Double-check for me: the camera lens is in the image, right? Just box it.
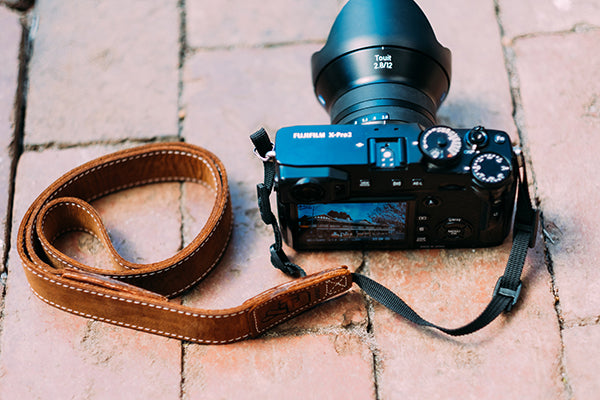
[291,178,325,203]
[311,0,451,127]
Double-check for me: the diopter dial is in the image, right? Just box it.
[419,126,463,165]
[471,153,512,187]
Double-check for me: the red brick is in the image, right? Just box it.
[24,0,179,145]
[513,31,600,322]
[182,333,375,399]
[499,0,600,38]
[563,324,600,399]
[0,146,182,398]
[186,0,341,48]
[419,0,517,131]
[368,241,564,399]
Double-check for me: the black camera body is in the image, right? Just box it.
[263,0,521,251]
[274,124,517,250]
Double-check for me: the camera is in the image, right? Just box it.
[271,0,518,250]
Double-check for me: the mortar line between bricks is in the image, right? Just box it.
[358,252,383,400]
[493,1,573,398]
[177,0,187,140]
[541,230,574,398]
[21,136,182,152]
[1,9,32,271]
[185,39,327,55]
[510,24,600,44]
[177,1,188,398]
[0,6,33,361]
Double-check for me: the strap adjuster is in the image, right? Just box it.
[493,278,522,312]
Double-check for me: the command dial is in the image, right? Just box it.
[419,126,463,165]
[471,153,512,187]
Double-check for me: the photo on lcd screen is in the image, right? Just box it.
[297,202,407,244]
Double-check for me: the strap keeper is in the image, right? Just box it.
[256,183,276,225]
[493,278,522,312]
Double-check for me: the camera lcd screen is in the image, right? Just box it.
[296,202,408,246]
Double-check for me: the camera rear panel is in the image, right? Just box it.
[274,124,517,250]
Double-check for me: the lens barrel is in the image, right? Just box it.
[311,0,451,127]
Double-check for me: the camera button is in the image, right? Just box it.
[494,134,507,144]
[411,178,424,187]
[417,225,428,234]
[417,215,430,223]
[416,236,428,244]
[438,218,473,240]
[359,179,371,188]
[391,178,403,187]
[423,196,441,207]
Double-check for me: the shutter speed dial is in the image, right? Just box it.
[419,126,463,165]
[471,153,512,187]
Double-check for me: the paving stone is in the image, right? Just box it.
[186,0,341,48]
[513,30,600,322]
[563,324,600,399]
[0,7,21,272]
[24,0,179,145]
[368,241,564,400]
[499,0,600,39]
[182,333,375,399]
[419,0,517,132]
[0,146,182,398]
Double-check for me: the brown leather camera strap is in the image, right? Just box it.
[17,142,353,344]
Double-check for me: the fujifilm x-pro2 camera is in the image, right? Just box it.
[266,0,518,250]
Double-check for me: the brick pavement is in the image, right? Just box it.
[0,0,599,399]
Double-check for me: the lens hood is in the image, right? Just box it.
[312,0,452,126]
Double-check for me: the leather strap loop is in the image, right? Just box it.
[18,143,353,343]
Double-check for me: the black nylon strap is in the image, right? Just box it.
[352,230,529,336]
[251,129,306,278]
[251,128,538,336]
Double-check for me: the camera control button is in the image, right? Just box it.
[437,218,473,240]
[391,178,403,187]
[494,134,507,145]
[423,196,441,207]
[359,179,371,188]
[417,225,428,234]
[417,215,429,222]
[466,126,489,148]
[411,178,424,187]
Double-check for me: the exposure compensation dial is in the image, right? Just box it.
[471,153,512,187]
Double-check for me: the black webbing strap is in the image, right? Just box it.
[251,128,307,277]
[251,128,538,336]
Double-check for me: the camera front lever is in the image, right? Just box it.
[251,128,539,336]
